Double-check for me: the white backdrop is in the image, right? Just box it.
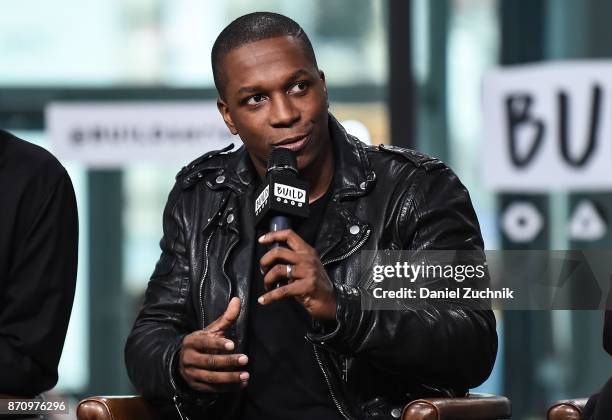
[46,101,235,167]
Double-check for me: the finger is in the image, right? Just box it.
[187,368,249,386]
[258,229,310,252]
[259,247,300,274]
[204,297,241,333]
[263,263,304,290]
[188,380,243,393]
[258,281,307,305]
[185,332,236,352]
[184,370,249,393]
[183,353,248,370]
[191,381,249,393]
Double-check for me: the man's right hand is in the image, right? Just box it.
[178,297,249,392]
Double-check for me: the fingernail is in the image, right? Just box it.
[238,355,248,364]
[240,372,250,380]
[258,296,264,304]
[260,267,265,275]
[225,341,235,351]
[258,234,265,243]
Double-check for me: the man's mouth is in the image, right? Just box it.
[274,133,311,153]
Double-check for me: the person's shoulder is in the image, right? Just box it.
[173,143,237,190]
[0,130,67,183]
[360,141,466,198]
[365,142,447,173]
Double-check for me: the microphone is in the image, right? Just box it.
[254,147,309,249]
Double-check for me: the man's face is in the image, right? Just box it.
[216,36,329,176]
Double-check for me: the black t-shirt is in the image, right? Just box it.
[241,186,343,420]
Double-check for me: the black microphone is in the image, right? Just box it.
[254,148,309,249]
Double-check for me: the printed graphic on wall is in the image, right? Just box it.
[482,61,612,191]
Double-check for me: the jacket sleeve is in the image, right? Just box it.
[0,170,78,396]
[310,164,497,391]
[125,183,197,401]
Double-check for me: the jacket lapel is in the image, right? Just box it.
[315,115,375,266]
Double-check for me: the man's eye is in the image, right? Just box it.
[246,94,267,105]
[288,82,309,94]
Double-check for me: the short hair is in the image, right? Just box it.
[211,12,318,98]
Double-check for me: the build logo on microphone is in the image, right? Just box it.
[253,176,310,224]
[274,183,306,207]
[255,185,270,216]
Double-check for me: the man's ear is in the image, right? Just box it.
[319,70,329,107]
[217,98,238,135]
[319,70,327,91]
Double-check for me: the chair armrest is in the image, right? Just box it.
[547,398,589,420]
[402,392,511,420]
[77,396,156,420]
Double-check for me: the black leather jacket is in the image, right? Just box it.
[125,115,497,420]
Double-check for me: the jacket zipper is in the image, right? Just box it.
[199,194,229,326]
[321,228,371,266]
[222,235,239,299]
[168,342,179,391]
[199,231,215,327]
[313,344,351,420]
[202,218,239,328]
[172,395,188,420]
[169,349,190,420]
[314,227,371,420]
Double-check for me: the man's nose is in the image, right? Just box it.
[269,95,300,127]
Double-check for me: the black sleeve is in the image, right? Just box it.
[0,170,78,395]
[125,184,199,402]
[309,165,498,391]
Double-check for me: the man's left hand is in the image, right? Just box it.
[258,229,336,321]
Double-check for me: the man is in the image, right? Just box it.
[0,130,78,397]
[125,12,497,420]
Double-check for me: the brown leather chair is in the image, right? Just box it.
[402,393,511,419]
[77,392,511,420]
[77,396,156,420]
[547,399,588,420]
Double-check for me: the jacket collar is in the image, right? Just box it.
[327,113,376,200]
[218,113,376,198]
